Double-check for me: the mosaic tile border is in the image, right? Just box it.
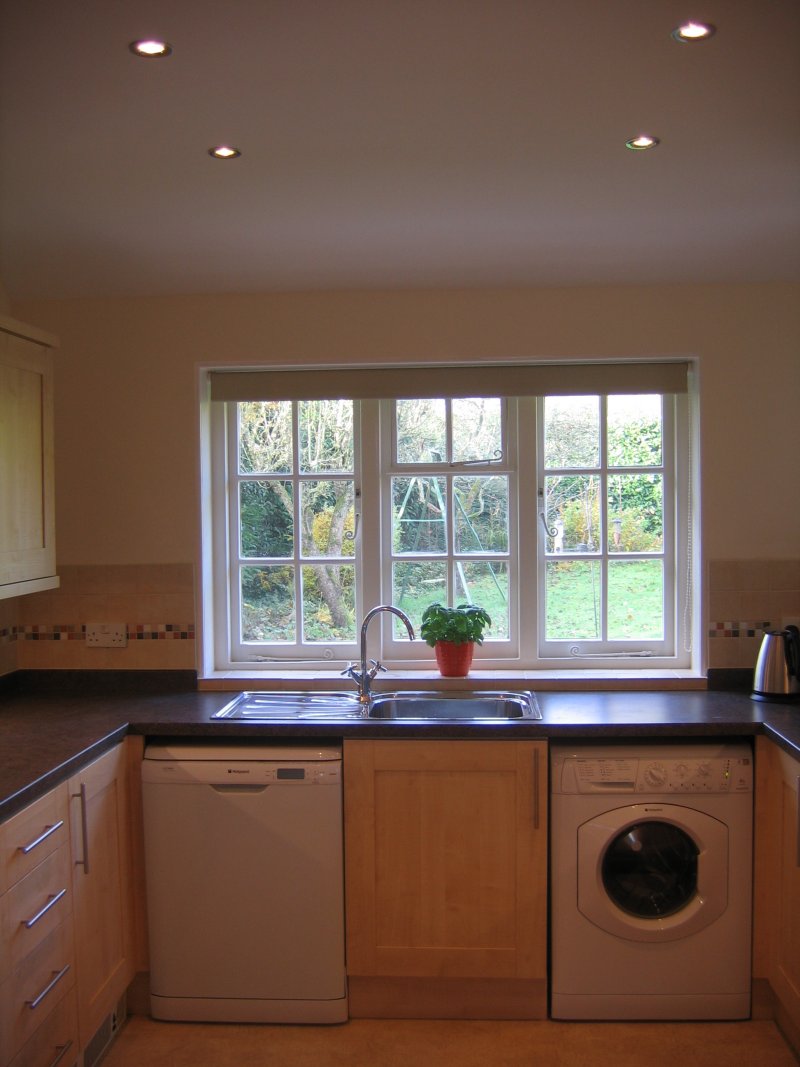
[708,621,771,639]
[12,624,195,642]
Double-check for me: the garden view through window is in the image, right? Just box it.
[221,389,685,669]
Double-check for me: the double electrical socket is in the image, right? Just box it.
[85,622,127,648]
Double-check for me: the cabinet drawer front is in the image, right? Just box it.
[8,988,77,1067]
[2,847,72,977]
[1,921,75,1061]
[1,787,69,894]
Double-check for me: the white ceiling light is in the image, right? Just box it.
[129,39,172,58]
[672,22,716,42]
[208,145,242,159]
[625,135,660,151]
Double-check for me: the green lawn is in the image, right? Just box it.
[546,559,663,640]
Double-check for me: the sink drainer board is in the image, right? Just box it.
[212,692,364,719]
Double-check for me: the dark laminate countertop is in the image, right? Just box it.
[1,672,798,823]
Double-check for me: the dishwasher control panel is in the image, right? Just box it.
[143,743,342,786]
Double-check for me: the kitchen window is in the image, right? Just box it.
[202,362,695,673]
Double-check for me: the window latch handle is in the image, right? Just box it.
[539,512,556,539]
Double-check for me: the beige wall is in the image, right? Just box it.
[4,281,798,675]
[13,282,799,568]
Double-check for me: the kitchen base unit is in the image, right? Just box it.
[141,743,347,1024]
[344,739,547,1019]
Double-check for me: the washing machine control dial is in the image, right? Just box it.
[642,762,668,789]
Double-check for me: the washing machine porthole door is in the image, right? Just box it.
[602,822,698,918]
[577,803,729,942]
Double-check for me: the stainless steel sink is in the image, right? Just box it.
[211,689,542,722]
[211,691,365,720]
[367,690,541,720]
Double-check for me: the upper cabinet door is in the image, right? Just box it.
[0,315,59,598]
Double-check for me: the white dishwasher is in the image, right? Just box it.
[141,742,347,1024]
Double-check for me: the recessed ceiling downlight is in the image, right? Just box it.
[129,39,172,58]
[625,135,660,151]
[672,21,716,42]
[208,145,241,159]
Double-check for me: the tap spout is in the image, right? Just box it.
[345,605,415,705]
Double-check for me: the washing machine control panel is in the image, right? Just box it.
[564,754,752,793]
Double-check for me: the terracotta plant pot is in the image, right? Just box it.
[434,641,474,677]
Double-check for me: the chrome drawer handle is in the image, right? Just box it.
[48,1039,74,1067]
[18,820,64,855]
[23,888,67,929]
[27,963,71,1010]
[533,747,540,830]
[72,784,90,875]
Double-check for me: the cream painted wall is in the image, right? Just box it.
[12,282,800,567]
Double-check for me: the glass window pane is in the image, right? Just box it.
[241,565,294,642]
[392,476,447,554]
[454,475,508,554]
[238,401,292,474]
[396,399,446,464]
[300,480,355,558]
[454,562,509,639]
[452,398,502,462]
[545,560,601,640]
[545,474,601,553]
[301,565,356,642]
[608,560,664,639]
[544,396,599,468]
[240,480,293,558]
[298,400,353,473]
[607,395,662,467]
[392,561,447,633]
[607,474,663,553]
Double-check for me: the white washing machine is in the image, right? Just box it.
[550,741,753,1020]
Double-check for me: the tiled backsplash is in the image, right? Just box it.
[707,559,800,670]
[3,558,798,676]
[5,564,196,671]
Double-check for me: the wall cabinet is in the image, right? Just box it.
[754,736,800,1051]
[0,315,59,600]
[343,739,547,1019]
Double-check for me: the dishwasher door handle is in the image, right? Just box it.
[211,784,269,794]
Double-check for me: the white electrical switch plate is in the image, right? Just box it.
[85,622,128,648]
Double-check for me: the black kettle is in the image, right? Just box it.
[752,624,800,701]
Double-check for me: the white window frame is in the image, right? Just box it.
[219,399,363,668]
[535,394,683,665]
[380,398,519,663]
[203,380,694,674]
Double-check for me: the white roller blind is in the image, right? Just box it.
[208,360,689,401]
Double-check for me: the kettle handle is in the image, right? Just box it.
[786,624,800,678]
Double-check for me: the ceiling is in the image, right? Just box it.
[1,0,798,301]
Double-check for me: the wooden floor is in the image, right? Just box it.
[104,1015,799,1066]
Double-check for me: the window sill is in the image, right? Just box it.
[198,668,706,693]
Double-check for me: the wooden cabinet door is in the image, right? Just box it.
[0,317,58,598]
[69,744,133,1047]
[344,740,546,983]
[754,737,800,1047]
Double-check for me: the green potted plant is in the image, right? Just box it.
[420,602,492,677]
